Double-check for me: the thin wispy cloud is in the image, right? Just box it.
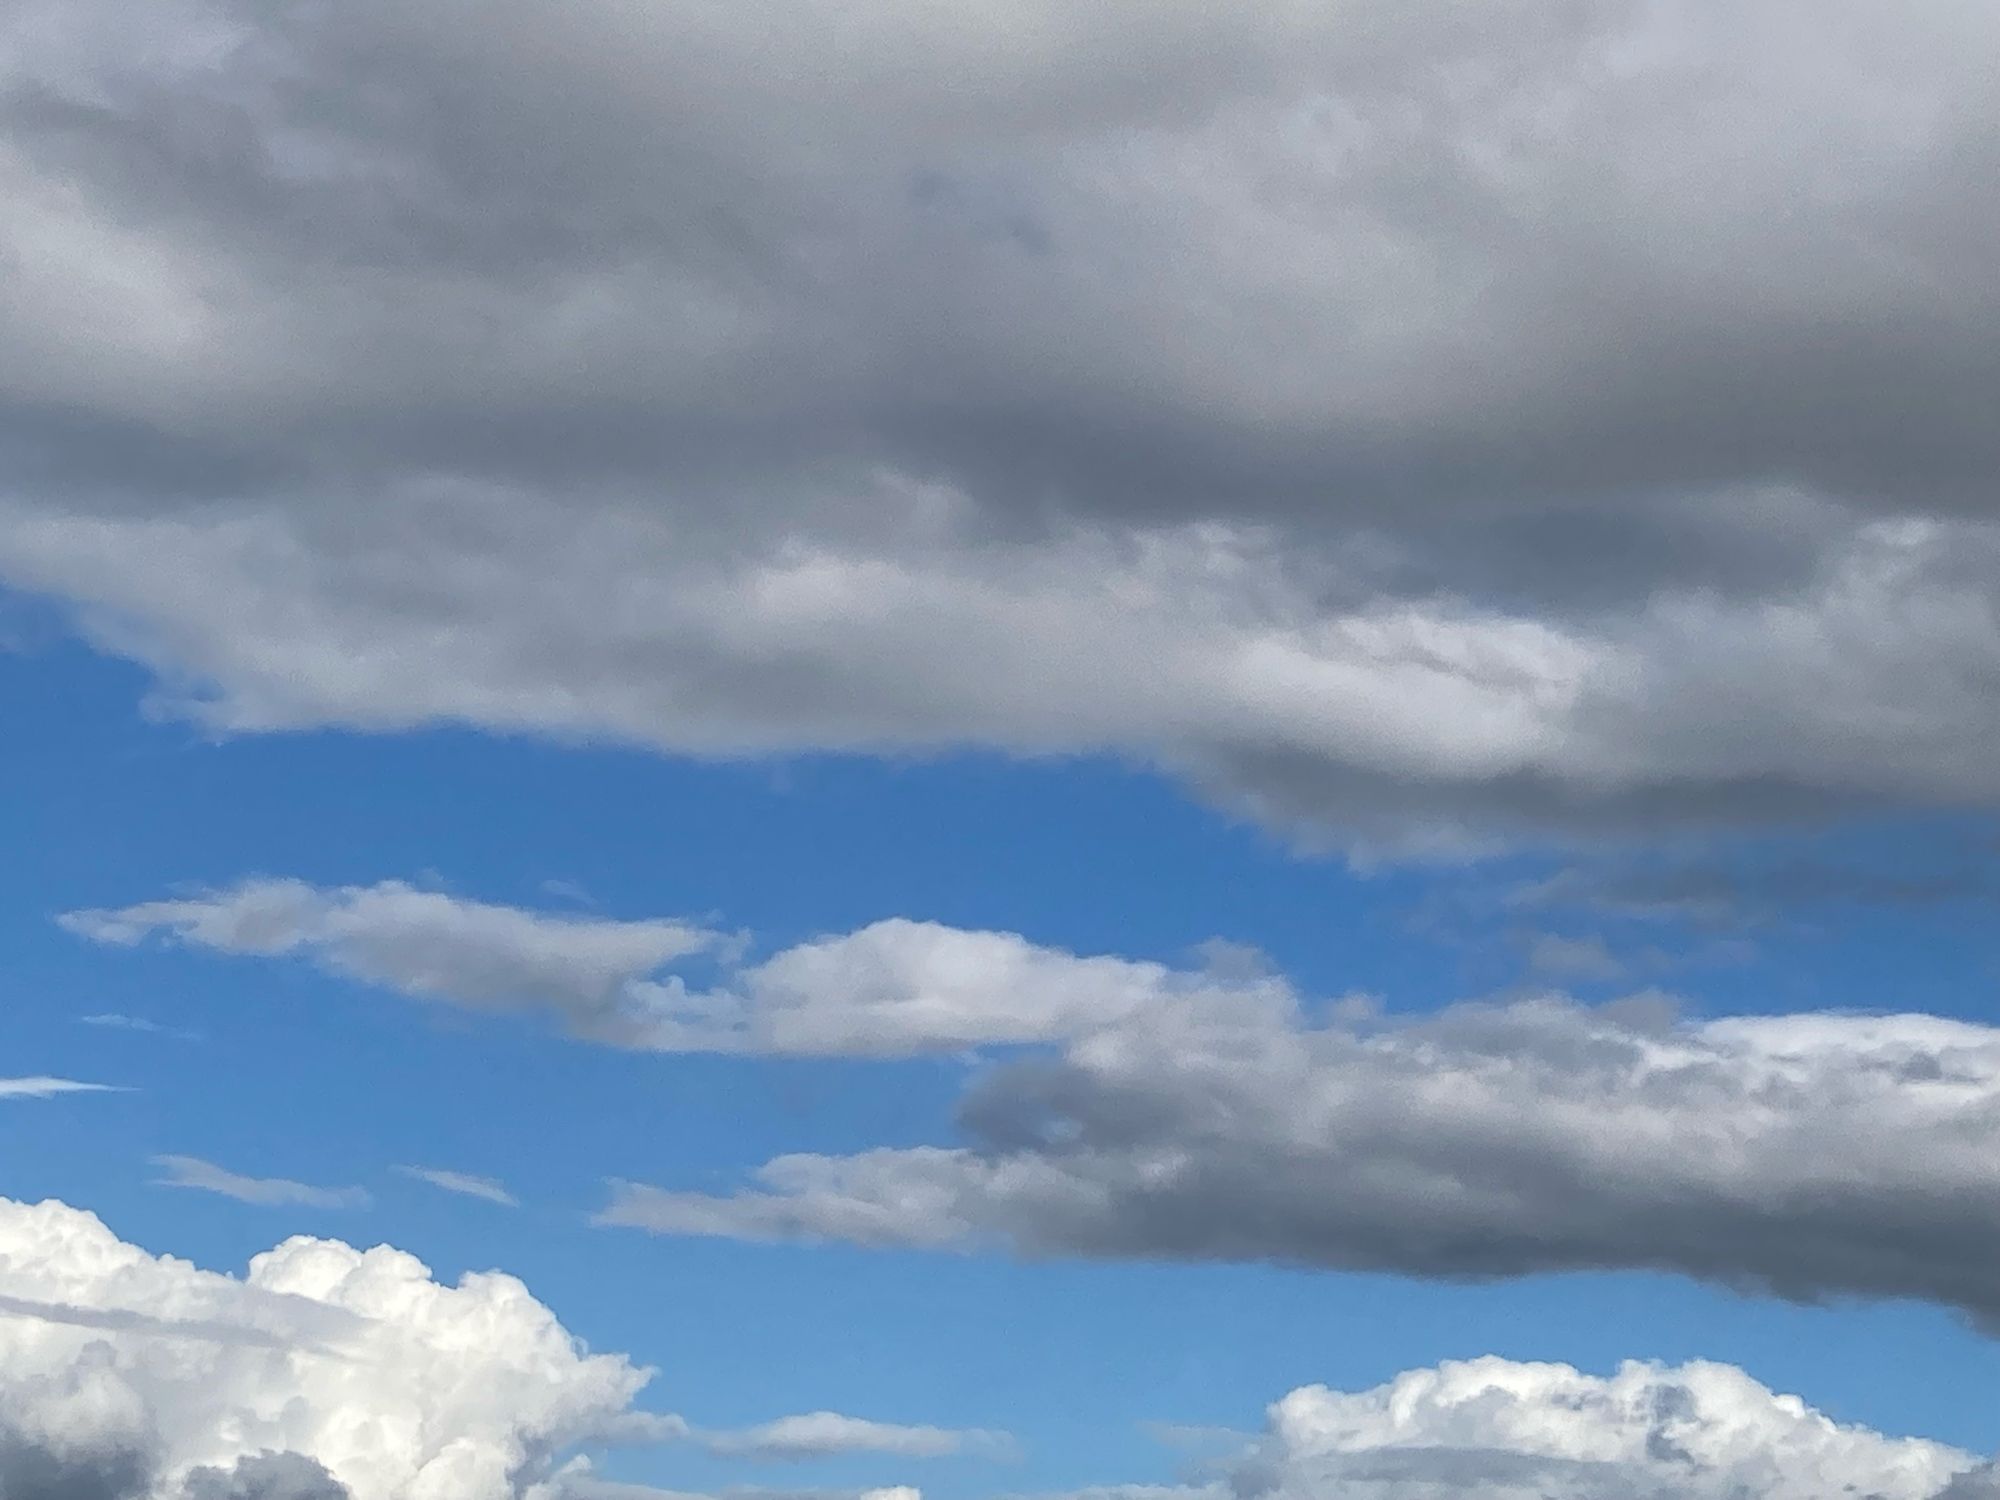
[698,1413,1013,1463]
[395,1165,519,1208]
[0,1076,124,1099]
[78,1012,199,1040]
[151,1156,369,1210]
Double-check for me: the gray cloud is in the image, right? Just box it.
[6,2,2000,840]
[0,1291,353,1356]
[1517,858,2000,931]
[177,1453,349,1500]
[597,969,2000,1326]
[1520,933,1626,984]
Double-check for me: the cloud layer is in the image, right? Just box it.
[7,1,2000,840]
[68,877,2000,1323]
[573,934,2000,1327]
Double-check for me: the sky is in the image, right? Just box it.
[5,3,2000,1498]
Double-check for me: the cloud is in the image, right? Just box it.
[0,1077,122,1099]
[1517,859,2000,932]
[394,1167,519,1209]
[1103,1357,1985,1500]
[78,1014,200,1040]
[561,1478,922,1500]
[0,1201,1986,1500]
[178,1453,350,1500]
[62,879,724,1044]
[66,882,1286,1057]
[0,1193,654,1500]
[0,1195,997,1500]
[584,917,2000,1326]
[1521,933,1626,984]
[696,1414,1007,1463]
[151,1157,369,1211]
[74,879,2000,1326]
[0,1290,352,1355]
[5,2,2000,841]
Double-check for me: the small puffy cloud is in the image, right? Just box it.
[0,1194,654,1500]
[0,1077,122,1099]
[394,1167,519,1209]
[151,1157,369,1211]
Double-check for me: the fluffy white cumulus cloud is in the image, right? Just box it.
[5,0,2000,842]
[0,1196,995,1499]
[0,1194,651,1500]
[1173,1356,1987,1500]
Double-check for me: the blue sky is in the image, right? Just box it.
[8,624,2000,1498]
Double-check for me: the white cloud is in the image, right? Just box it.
[0,1196,987,1498]
[0,1206,1987,1500]
[152,1156,369,1211]
[0,1076,122,1099]
[63,879,725,1046]
[1111,1357,1984,1500]
[0,1194,649,1500]
[394,1167,519,1209]
[65,884,1285,1057]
